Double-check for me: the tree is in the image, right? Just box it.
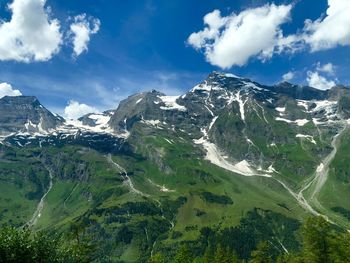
[173,245,193,263]
[148,252,166,263]
[327,231,350,263]
[276,216,350,263]
[302,216,331,263]
[201,246,214,263]
[0,226,92,263]
[249,241,273,263]
[213,245,239,263]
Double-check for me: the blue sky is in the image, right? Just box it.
[0,0,349,117]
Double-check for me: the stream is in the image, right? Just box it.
[25,168,53,228]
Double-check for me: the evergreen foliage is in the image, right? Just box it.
[157,216,350,263]
[0,226,91,263]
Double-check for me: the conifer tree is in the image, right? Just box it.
[148,252,166,263]
[249,241,273,263]
[173,244,193,263]
[302,217,331,263]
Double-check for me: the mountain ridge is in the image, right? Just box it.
[1,71,350,261]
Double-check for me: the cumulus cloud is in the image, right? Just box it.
[0,83,22,98]
[187,4,292,68]
[188,1,350,67]
[316,62,335,75]
[303,0,350,51]
[70,14,100,57]
[0,0,101,62]
[278,0,350,54]
[282,71,295,82]
[0,0,62,62]
[64,100,98,120]
[307,71,336,90]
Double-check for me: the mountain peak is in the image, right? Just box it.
[0,95,63,136]
[0,95,40,105]
[209,71,244,80]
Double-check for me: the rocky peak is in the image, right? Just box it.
[0,95,41,109]
[0,96,64,136]
[107,90,169,133]
[273,82,328,101]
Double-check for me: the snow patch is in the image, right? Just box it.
[266,165,279,174]
[275,107,286,113]
[243,81,269,92]
[147,179,175,193]
[312,100,337,113]
[164,138,173,144]
[158,96,187,111]
[142,119,161,126]
[194,137,271,177]
[296,134,316,144]
[88,114,110,126]
[316,163,324,173]
[297,100,309,110]
[295,119,310,126]
[62,112,117,136]
[275,117,309,126]
[223,73,241,78]
[228,91,247,121]
[208,116,218,131]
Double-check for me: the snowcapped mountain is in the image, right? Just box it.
[1,72,349,156]
[90,72,349,177]
[2,72,350,203]
[2,72,350,261]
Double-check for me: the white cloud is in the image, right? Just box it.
[70,14,100,57]
[316,62,335,75]
[303,0,350,51]
[188,1,350,67]
[307,71,336,90]
[0,82,22,98]
[64,100,98,120]
[282,71,295,82]
[279,0,350,53]
[0,0,101,62]
[0,0,62,62]
[187,4,292,68]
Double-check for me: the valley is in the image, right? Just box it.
[0,72,350,261]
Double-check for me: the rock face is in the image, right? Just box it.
[0,96,64,136]
[108,90,168,133]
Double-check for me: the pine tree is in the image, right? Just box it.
[302,216,331,263]
[213,245,238,263]
[148,252,166,263]
[202,245,214,263]
[173,244,193,263]
[328,232,350,263]
[249,241,273,263]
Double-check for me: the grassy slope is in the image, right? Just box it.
[316,129,350,228]
[0,119,346,261]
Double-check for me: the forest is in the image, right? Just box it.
[1,216,349,263]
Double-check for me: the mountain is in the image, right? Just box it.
[0,72,350,262]
[0,96,64,137]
